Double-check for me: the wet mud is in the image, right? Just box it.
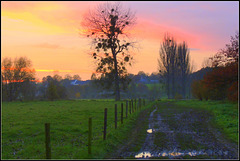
[113,102,238,159]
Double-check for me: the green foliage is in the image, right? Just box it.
[2,99,154,159]
[47,82,59,101]
[43,75,68,100]
[174,93,183,100]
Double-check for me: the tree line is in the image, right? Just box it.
[1,59,162,101]
[2,57,36,101]
[2,2,237,102]
[191,32,238,102]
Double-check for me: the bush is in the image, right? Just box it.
[191,80,209,101]
[174,93,183,100]
[227,81,238,102]
[203,63,238,100]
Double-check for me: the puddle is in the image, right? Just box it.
[147,129,153,134]
[135,151,152,158]
[134,150,228,158]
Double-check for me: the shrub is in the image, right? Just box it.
[191,80,209,101]
[174,93,183,100]
[227,81,238,102]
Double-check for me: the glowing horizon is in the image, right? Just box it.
[1,1,239,80]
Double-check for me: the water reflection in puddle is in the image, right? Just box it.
[147,129,153,133]
[135,150,215,158]
[135,152,152,158]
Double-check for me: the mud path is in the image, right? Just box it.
[112,102,238,159]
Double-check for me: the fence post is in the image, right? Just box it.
[103,108,107,140]
[45,123,51,159]
[115,104,117,129]
[126,100,128,118]
[121,103,123,124]
[88,117,92,155]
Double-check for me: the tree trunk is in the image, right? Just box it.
[182,73,186,99]
[172,69,175,98]
[167,71,170,99]
[113,52,120,101]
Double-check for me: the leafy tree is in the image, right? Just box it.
[92,71,131,94]
[47,81,59,101]
[209,31,239,67]
[200,32,239,101]
[73,74,81,81]
[149,83,161,100]
[19,80,36,101]
[202,63,238,100]
[53,74,62,82]
[1,57,35,101]
[191,80,209,101]
[42,75,68,100]
[75,92,81,98]
[128,81,137,98]
[64,74,73,80]
[81,2,136,101]
[136,83,149,97]
[227,81,238,102]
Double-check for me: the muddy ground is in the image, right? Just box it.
[107,101,238,159]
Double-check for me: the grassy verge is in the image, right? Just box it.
[2,99,154,159]
[102,101,156,159]
[173,100,238,144]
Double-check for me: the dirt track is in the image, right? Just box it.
[109,101,238,159]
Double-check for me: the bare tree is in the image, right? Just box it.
[81,2,136,101]
[176,41,191,98]
[158,33,177,98]
[159,34,193,99]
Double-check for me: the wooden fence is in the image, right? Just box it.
[44,98,150,159]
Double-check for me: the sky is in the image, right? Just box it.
[1,1,239,81]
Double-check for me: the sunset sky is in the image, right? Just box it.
[1,1,239,81]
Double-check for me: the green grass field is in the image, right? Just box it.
[2,99,154,159]
[2,99,238,159]
[173,99,239,144]
[145,83,163,90]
